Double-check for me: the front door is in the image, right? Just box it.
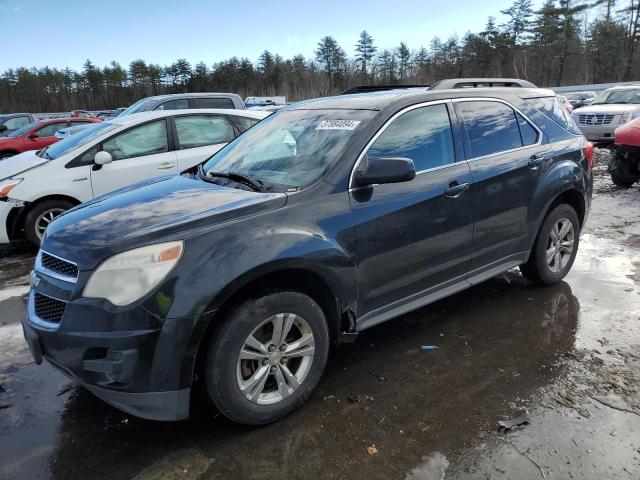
[350,102,474,318]
[453,99,550,273]
[90,119,177,197]
[29,121,69,150]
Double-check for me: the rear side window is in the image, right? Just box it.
[174,115,235,149]
[457,101,522,158]
[525,97,581,135]
[517,113,539,146]
[230,115,260,133]
[4,116,30,130]
[367,103,455,172]
[190,97,234,109]
[155,99,189,111]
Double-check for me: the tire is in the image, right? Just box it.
[24,199,75,246]
[608,151,640,188]
[520,204,580,286]
[205,290,330,425]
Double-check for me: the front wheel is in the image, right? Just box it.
[24,199,75,246]
[608,150,640,188]
[520,204,580,285]
[205,291,329,425]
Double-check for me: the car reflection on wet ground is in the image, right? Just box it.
[1,150,639,480]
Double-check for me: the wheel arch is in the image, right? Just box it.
[185,261,351,389]
[7,194,82,241]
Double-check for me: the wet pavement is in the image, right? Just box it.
[1,150,640,479]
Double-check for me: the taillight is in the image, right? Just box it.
[583,142,594,169]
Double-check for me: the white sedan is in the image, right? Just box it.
[0,108,268,245]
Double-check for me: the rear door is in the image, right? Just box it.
[350,101,474,317]
[172,114,237,170]
[90,118,177,197]
[453,99,550,274]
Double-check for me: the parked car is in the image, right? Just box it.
[54,123,94,139]
[565,91,596,109]
[119,93,245,117]
[21,80,592,425]
[608,116,640,187]
[571,85,640,142]
[0,109,267,245]
[0,118,101,159]
[0,113,36,137]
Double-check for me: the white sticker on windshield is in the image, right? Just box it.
[316,120,361,130]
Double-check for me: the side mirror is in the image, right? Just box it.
[27,132,39,140]
[94,151,113,165]
[354,156,416,187]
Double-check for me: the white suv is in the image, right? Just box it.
[571,85,640,142]
[0,109,268,245]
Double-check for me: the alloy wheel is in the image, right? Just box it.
[34,208,65,241]
[546,218,575,273]
[236,313,315,405]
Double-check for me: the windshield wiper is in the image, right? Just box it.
[198,165,265,192]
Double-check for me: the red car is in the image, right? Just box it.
[0,117,101,159]
[610,118,640,187]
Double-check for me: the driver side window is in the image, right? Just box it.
[102,120,169,160]
[37,122,67,137]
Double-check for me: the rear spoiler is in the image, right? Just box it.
[430,78,537,90]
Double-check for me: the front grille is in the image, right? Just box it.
[577,113,615,126]
[34,292,66,324]
[40,251,78,279]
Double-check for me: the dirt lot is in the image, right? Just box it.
[1,149,639,480]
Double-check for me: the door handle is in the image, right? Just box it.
[157,162,175,170]
[444,181,470,198]
[528,154,545,169]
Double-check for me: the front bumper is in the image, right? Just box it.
[576,123,618,142]
[0,201,12,243]
[22,267,212,421]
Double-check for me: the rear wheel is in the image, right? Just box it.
[608,150,640,188]
[205,290,329,425]
[24,200,75,246]
[520,204,580,285]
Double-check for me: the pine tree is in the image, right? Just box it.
[355,30,377,75]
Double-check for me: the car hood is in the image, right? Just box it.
[43,174,288,269]
[0,150,47,181]
[573,104,640,114]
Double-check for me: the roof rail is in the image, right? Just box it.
[430,78,537,90]
[340,85,430,95]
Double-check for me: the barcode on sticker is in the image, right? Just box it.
[316,120,361,130]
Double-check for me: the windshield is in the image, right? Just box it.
[8,121,39,137]
[203,109,375,192]
[42,122,120,160]
[592,89,640,105]
[119,98,156,116]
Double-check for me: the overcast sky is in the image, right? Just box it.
[0,0,542,71]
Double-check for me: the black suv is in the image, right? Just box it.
[23,79,593,425]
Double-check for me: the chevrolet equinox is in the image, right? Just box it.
[23,79,593,425]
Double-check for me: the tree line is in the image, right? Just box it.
[1,0,639,113]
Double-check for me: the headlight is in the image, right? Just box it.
[619,112,633,124]
[83,241,184,306]
[0,178,23,198]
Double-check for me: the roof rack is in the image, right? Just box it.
[430,78,537,90]
[340,85,430,95]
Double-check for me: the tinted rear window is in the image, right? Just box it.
[525,97,581,135]
[190,97,234,109]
